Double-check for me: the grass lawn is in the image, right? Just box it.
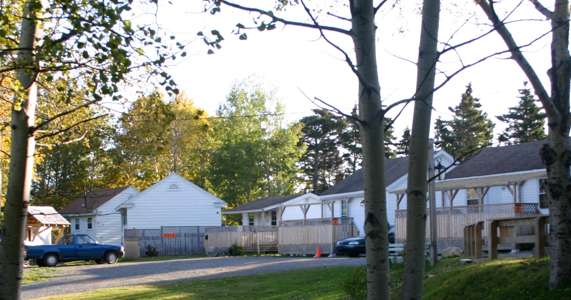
[29,255,571,300]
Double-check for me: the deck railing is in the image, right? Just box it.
[395,203,540,251]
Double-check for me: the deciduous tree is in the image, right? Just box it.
[208,79,303,211]
[0,0,178,297]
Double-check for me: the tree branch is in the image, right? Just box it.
[219,0,351,35]
[33,99,102,132]
[529,0,553,19]
[477,0,557,119]
[35,114,106,141]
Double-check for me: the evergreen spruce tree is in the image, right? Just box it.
[396,127,411,156]
[435,83,495,161]
[298,109,346,194]
[497,87,547,145]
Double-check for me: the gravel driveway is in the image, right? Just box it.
[21,256,366,299]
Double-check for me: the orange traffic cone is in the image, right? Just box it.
[315,247,321,258]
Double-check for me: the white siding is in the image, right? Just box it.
[96,186,139,245]
[349,197,365,235]
[25,227,52,245]
[69,217,97,237]
[125,174,225,229]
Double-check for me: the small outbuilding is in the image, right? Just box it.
[26,206,70,245]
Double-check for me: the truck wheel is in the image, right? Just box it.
[44,254,59,267]
[105,251,118,264]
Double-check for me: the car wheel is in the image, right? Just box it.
[94,259,105,264]
[43,254,58,267]
[105,251,118,264]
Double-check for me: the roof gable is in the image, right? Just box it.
[59,186,133,215]
[124,173,227,206]
[223,193,320,213]
[445,140,548,179]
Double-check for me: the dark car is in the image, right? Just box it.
[335,226,396,257]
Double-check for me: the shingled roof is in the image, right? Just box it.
[223,195,303,213]
[321,156,410,196]
[59,187,131,215]
[445,140,547,179]
[28,206,70,226]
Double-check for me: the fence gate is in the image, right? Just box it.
[125,226,206,257]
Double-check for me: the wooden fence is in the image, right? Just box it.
[395,203,540,251]
[124,226,206,258]
[278,218,357,255]
[204,218,359,255]
[205,226,279,253]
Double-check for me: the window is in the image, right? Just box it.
[341,199,348,217]
[75,219,80,230]
[248,213,254,226]
[87,217,93,229]
[271,211,277,226]
[121,211,127,226]
[467,188,479,206]
[539,179,549,209]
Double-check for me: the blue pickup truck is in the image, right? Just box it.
[25,234,125,267]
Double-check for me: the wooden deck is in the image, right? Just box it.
[395,203,540,251]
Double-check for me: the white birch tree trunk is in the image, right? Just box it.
[350,1,390,299]
[400,0,441,298]
[0,1,42,298]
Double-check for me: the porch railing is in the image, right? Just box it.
[394,203,540,251]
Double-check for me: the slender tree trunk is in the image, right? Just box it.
[478,0,571,290]
[0,1,42,298]
[350,1,389,299]
[401,0,441,298]
[313,139,319,194]
[545,0,571,289]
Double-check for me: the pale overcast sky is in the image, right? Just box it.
[130,0,552,141]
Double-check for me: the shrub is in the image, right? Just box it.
[228,242,245,256]
[145,245,159,256]
[340,266,367,300]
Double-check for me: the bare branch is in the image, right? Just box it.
[35,114,106,141]
[33,99,102,132]
[477,0,556,119]
[529,0,553,19]
[36,131,88,145]
[219,0,351,35]
[374,0,389,14]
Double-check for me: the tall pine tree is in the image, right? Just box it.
[435,83,494,161]
[497,87,547,145]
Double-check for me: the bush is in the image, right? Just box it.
[145,245,159,256]
[228,242,245,256]
[340,266,367,300]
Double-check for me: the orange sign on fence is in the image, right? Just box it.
[514,203,522,213]
[162,232,177,238]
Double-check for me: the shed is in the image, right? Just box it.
[26,206,70,245]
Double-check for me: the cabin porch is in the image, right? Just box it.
[394,203,540,251]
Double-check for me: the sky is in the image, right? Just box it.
[131,0,553,141]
